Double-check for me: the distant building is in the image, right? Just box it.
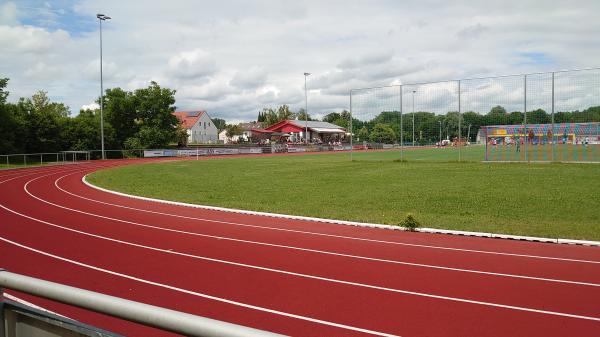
[264,120,346,142]
[173,111,218,144]
[218,122,266,144]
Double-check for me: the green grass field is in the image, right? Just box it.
[87,148,600,241]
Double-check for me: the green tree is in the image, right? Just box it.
[369,123,396,143]
[61,109,116,151]
[127,81,179,148]
[323,112,341,123]
[490,105,507,115]
[443,111,461,140]
[582,106,600,122]
[212,118,226,132]
[276,104,294,121]
[0,78,24,154]
[102,88,138,147]
[22,90,70,153]
[225,124,243,139]
[462,111,484,142]
[527,109,550,124]
[0,78,8,105]
[322,110,353,129]
[260,108,278,127]
[357,126,369,141]
[508,111,523,125]
[294,108,313,121]
[486,105,508,125]
[259,105,297,127]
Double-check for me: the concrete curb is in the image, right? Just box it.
[82,175,600,247]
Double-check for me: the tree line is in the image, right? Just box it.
[254,104,600,144]
[0,78,184,154]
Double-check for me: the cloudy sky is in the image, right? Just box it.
[1,0,600,122]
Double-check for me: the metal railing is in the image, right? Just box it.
[1,145,364,168]
[0,270,287,337]
[0,152,87,169]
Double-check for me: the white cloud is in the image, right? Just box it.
[83,59,119,81]
[0,1,18,26]
[0,25,70,54]
[1,0,599,123]
[168,49,217,80]
[81,102,99,111]
[230,67,268,89]
[23,61,62,80]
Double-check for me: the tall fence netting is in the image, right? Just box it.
[349,68,600,162]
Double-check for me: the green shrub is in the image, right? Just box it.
[400,214,420,231]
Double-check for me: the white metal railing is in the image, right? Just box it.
[0,270,287,337]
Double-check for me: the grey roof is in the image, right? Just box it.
[287,120,345,130]
[238,122,262,131]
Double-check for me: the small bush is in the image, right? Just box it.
[400,214,420,231]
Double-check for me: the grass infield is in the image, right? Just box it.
[87,147,600,241]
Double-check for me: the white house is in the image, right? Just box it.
[219,122,265,144]
[173,111,218,144]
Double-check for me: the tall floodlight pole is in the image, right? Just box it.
[97,13,111,160]
[412,90,416,146]
[304,72,311,144]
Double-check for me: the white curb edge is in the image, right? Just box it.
[82,175,600,247]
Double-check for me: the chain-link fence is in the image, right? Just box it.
[349,68,600,162]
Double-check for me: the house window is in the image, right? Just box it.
[204,122,206,129]
[208,122,211,127]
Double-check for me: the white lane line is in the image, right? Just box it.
[75,175,600,265]
[2,199,600,323]
[26,174,594,287]
[0,237,402,337]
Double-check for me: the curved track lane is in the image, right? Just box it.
[1,158,599,337]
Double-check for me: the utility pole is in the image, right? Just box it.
[304,72,311,144]
[97,13,111,160]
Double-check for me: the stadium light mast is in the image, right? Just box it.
[412,90,416,147]
[304,72,311,144]
[97,13,111,160]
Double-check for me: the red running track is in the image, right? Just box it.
[1,158,599,337]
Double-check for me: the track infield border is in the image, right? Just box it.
[82,175,600,247]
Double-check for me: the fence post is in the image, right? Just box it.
[40,154,43,166]
[24,154,26,166]
[349,90,353,161]
[399,85,403,161]
[524,74,528,162]
[551,72,555,162]
[5,155,8,168]
[484,127,489,161]
[458,80,461,162]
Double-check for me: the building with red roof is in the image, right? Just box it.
[173,111,218,143]
[264,120,346,143]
